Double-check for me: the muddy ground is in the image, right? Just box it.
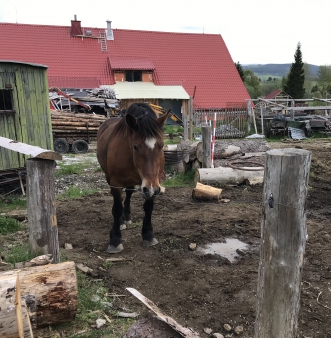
[4,139,331,337]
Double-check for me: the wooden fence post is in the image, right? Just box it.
[254,148,311,338]
[26,158,60,263]
[201,126,211,168]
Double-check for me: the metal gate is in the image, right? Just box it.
[193,107,249,140]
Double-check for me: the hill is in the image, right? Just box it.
[242,63,319,77]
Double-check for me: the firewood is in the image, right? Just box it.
[192,182,222,201]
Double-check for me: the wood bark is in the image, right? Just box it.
[177,140,200,163]
[254,148,311,338]
[0,275,33,338]
[192,182,222,201]
[195,166,264,185]
[26,159,60,263]
[201,126,211,168]
[196,139,270,162]
[0,262,78,329]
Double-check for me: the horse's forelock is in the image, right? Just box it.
[114,103,163,140]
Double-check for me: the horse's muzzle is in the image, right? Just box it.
[142,186,161,199]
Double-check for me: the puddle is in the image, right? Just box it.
[197,238,249,262]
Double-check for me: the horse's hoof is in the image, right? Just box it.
[143,238,159,247]
[106,243,124,253]
[120,224,127,230]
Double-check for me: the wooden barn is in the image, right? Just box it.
[0,60,53,171]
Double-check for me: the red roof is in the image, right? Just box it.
[264,89,289,100]
[0,22,250,109]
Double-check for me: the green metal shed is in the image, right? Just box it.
[0,60,53,170]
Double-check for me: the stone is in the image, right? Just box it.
[211,333,224,338]
[189,243,197,251]
[65,242,73,249]
[223,324,232,332]
[236,249,245,256]
[234,325,244,335]
[96,318,106,329]
[204,327,213,334]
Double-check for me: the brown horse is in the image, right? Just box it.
[97,103,168,253]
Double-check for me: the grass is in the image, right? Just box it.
[0,195,27,212]
[53,272,134,337]
[57,186,99,200]
[163,170,195,187]
[164,125,184,134]
[3,243,35,265]
[56,162,95,177]
[0,216,23,234]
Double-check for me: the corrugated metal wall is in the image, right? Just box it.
[0,62,53,170]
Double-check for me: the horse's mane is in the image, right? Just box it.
[112,103,164,140]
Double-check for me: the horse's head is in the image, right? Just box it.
[125,103,168,200]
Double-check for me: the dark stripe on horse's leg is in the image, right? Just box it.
[123,187,134,224]
[142,197,158,246]
[108,188,123,251]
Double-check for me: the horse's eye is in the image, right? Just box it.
[133,145,138,151]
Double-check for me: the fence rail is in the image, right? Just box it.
[193,107,249,140]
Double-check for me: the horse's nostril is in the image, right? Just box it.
[142,187,149,194]
[154,187,161,196]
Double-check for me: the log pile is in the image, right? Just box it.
[51,110,108,143]
[177,139,270,169]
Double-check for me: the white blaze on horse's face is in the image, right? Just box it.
[145,137,157,149]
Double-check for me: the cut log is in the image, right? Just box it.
[0,261,78,328]
[192,182,222,201]
[0,275,34,338]
[195,166,264,185]
[177,140,200,163]
[196,139,270,162]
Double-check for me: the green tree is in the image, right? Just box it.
[235,61,245,82]
[283,43,305,98]
[316,65,331,98]
[244,70,261,99]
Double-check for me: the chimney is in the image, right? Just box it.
[106,20,114,40]
[71,15,83,36]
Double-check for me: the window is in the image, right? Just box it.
[125,70,142,82]
[0,89,14,112]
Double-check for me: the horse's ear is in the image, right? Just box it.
[156,111,169,127]
[126,114,138,129]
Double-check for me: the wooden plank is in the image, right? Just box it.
[0,136,62,161]
[254,148,311,337]
[0,275,33,337]
[126,288,200,338]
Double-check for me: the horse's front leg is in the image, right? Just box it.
[107,188,124,253]
[142,197,158,247]
[120,186,134,230]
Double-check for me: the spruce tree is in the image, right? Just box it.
[283,43,305,98]
[235,62,245,82]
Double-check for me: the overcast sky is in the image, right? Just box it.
[0,0,330,66]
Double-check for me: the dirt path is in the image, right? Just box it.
[50,139,331,337]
